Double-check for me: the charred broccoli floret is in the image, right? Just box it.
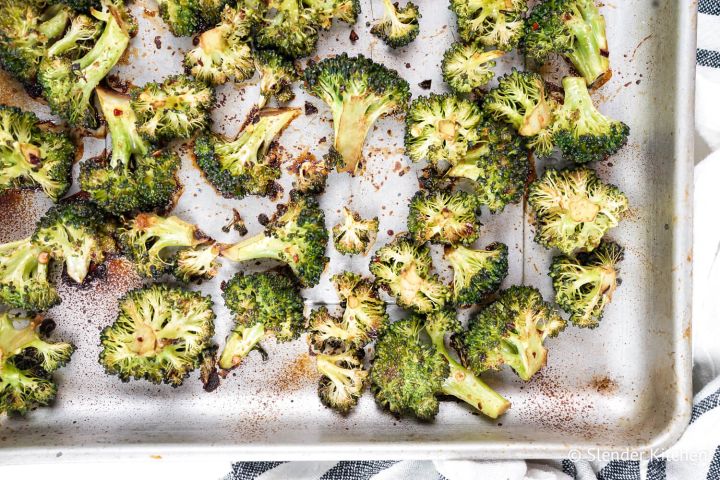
[445,242,508,305]
[194,108,300,199]
[46,13,101,59]
[404,93,482,166]
[333,271,388,339]
[99,285,215,386]
[255,49,299,108]
[553,77,629,164]
[0,237,58,311]
[524,0,610,87]
[550,240,623,328]
[371,315,510,420]
[130,75,215,142]
[308,306,363,353]
[304,53,411,176]
[528,167,628,254]
[197,0,235,29]
[460,286,565,380]
[220,193,329,287]
[218,271,304,370]
[288,151,331,193]
[55,0,102,13]
[0,105,74,201]
[370,0,420,48]
[441,42,504,94]
[0,313,74,415]
[317,348,367,413]
[302,0,360,28]
[332,207,379,256]
[407,190,480,246]
[156,0,203,36]
[449,0,528,51]
[255,0,320,58]
[369,234,450,313]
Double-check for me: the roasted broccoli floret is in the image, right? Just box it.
[156,0,202,36]
[288,151,331,193]
[371,315,510,420]
[528,167,628,255]
[317,348,367,413]
[218,271,304,370]
[304,53,411,176]
[553,77,629,164]
[46,13,101,59]
[255,49,299,108]
[369,234,450,313]
[173,242,222,283]
[255,0,320,58]
[407,190,480,246]
[308,306,363,353]
[441,42,504,94]
[483,69,558,156]
[550,240,623,328]
[220,193,329,287]
[333,271,388,339]
[445,242,508,305]
[194,107,300,199]
[0,105,74,201]
[0,313,74,415]
[460,286,565,380]
[404,93,483,166]
[449,0,527,51]
[131,75,215,142]
[524,0,610,87]
[55,0,102,13]
[197,0,235,28]
[99,285,215,386]
[370,0,420,48]
[79,87,180,215]
[302,0,360,28]
[332,207,379,256]
[0,237,58,311]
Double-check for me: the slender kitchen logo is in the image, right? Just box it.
[568,448,712,462]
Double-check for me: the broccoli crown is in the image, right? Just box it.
[524,0,610,87]
[308,306,364,353]
[317,348,367,413]
[553,77,629,164]
[0,105,74,202]
[449,0,527,51]
[369,234,450,313]
[304,53,411,176]
[255,0,320,58]
[528,167,628,255]
[131,75,215,142]
[288,151,331,193]
[445,242,508,305]
[156,0,204,36]
[194,107,300,199]
[46,13,102,60]
[407,189,481,246]
[218,271,304,370]
[55,0,102,13]
[99,285,215,386]
[370,0,421,48]
[332,271,388,340]
[255,49,299,108]
[197,0,235,29]
[302,0,360,28]
[332,207,379,256]
[0,237,59,311]
[483,69,557,156]
[220,192,329,287]
[441,43,504,94]
[404,92,483,166]
[550,240,623,328]
[0,313,75,415]
[32,199,108,284]
[462,285,566,380]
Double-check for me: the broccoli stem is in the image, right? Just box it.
[96,86,148,169]
[565,7,609,86]
[38,7,71,41]
[0,316,39,358]
[316,354,352,389]
[497,326,546,381]
[334,99,380,174]
[220,234,287,263]
[218,323,266,369]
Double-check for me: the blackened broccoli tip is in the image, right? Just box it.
[255,0,321,58]
[550,240,623,328]
[461,286,565,381]
[156,0,202,36]
[446,242,509,305]
[303,53,411,176]
[289,152,331,193]
[197,0,236,30]
[524,0,611,88]
[219,193,329,287]
[441,43,504,94]
[0,237,59,311]
[528,167,628,255]
[303,0,361,28]
[332,271,388,339]
[332,207,379,256]
[369,234,450,314]
[370,0,421,48]
[0,105,74,202]
[194,107,300,199]
[219,271,304,370]
[0,313,75,415]
[99,285,215,386]
[184,22,254,86]
[404,92,483,166]
[407,189,481,246]
[450,0,528,51]
[317,348,367,413]
[131,75,214,142]
[553,77,629,164]
[255,49,299,108]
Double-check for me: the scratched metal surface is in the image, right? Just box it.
[0,0,695,462]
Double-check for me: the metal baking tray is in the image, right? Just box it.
[0,0,695,463]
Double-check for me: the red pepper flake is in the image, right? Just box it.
[532,22,540,30]
[113,108,123,116]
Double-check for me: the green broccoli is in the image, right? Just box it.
[156,0,202,36]
[445,243,508,305]
[370,0,421,48]
[441,42,504,94]
[307,306,364,353]
[194,107,300,199]
[196,0,235,28]
[255,0,320,58]
[304,53,411,176]
[332,207,379,256]
[301,0,360,28]
[54,0,102,13]
[288,151,331,193]
[99,285,215,386]
[449,0,528,51]
[528,167,628,255]
[407,190,480,246]
[550,240,623,328]
[46,13,101,59]
[218,271,304,370]
[0,237,59,311]
[317,348,367,413]
[255,49,299,108]
[332,271,388,339]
